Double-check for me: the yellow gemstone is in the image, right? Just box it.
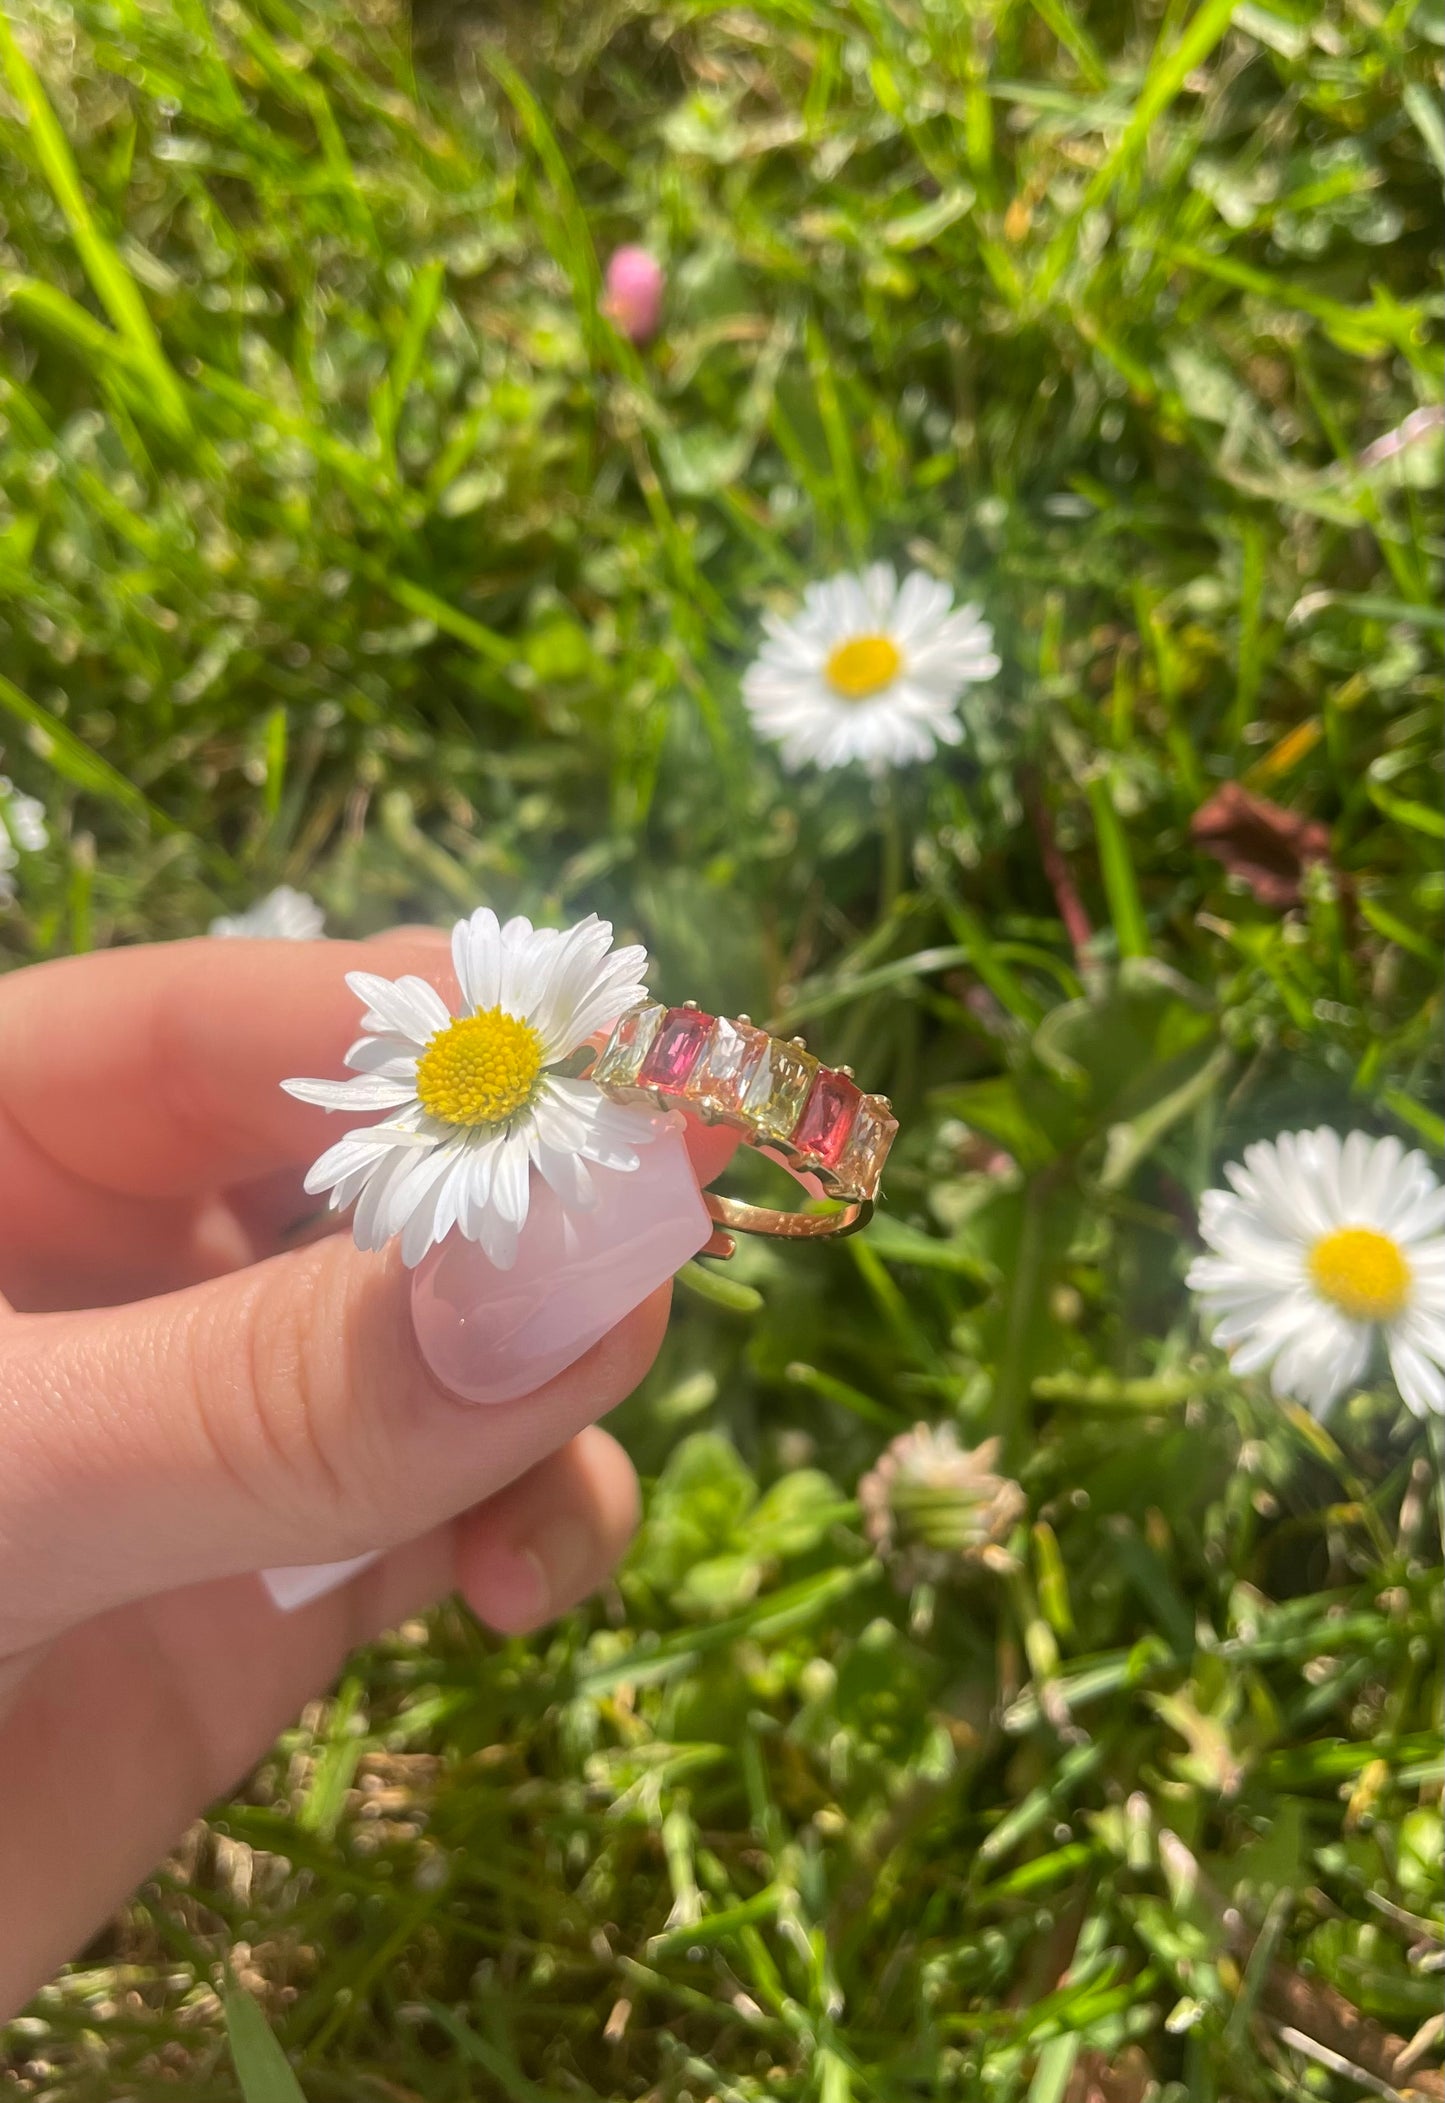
[825,632,902,700]
[742,1040,817,1142]
[1308,1226,1412,1323]
[593,1003,665,1089]
[414,1007,543,1127]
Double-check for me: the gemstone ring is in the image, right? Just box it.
[588,1001,897,1252]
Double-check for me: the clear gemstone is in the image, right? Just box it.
[692,1018,769,1118]
[836,1094,898,1198]
[741,1039,818,1142]
[793,1069,861,1169]
[593,1003,665,1088]
[639,1007,714,1091]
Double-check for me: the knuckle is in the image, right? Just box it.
[181,1269,315,1519]
[187,1245,402,1533]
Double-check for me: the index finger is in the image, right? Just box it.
[0,932,739,1204]
[0,932,456,1200]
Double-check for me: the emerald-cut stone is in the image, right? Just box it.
[592,1002,665,1088]
[691,1018,769,1118]
[639,1006,714,1090]
[793,1069,862,1169]
[741,1038,818,1142]
[836,1094,898,1198]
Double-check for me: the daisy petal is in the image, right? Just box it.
[536,1142,597,1209]
[491,1132,533,1228]
[344,971,451,1043]
[282,1073,418,1112]
[1388,1336,1445,1417]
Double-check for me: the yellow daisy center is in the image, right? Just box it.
[825,633,902,700]
[414,1008,544,1127]
[1308,1226,1412,1323]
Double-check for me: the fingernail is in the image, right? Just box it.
[483,1511,606,1630]
[525,1513,601,1608]
[260,1552,379,1611]
[410,1125,710,1406]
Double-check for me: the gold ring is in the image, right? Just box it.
[588,1002,897,1253]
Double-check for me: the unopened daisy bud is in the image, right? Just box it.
[858,1424,1025,1590]
[602,245,665,345]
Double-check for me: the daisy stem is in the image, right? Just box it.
[877,787,907,915]
[1430,1415,1445,1564]
[994,1173,1050,1465]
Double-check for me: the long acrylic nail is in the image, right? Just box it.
[410,1125,710,1406]
[260,1553,379,1611]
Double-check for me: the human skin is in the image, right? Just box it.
[0,929,734,2016]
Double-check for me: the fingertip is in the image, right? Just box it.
[569,1421,643,1549]
[682,1115,739,1189]
[456,1426,641,1635]
[462,1544,550,1634]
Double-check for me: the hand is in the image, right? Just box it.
[0,931,731,2015]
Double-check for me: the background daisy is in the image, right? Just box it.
[0,775,47,906]
[284,909,663,1268]
[1188,1127,1445,1417]
[210,886,326,940]
[741,562,999,775]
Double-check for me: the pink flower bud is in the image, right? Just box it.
[602,245,665,345]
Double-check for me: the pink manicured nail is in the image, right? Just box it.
[260,1553,379,1611]
[410,1126,710,1406]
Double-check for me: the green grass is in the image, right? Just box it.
[1,0,1442,2095]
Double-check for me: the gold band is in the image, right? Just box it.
[590,1002,897,1250]
[705,1191,874,1245]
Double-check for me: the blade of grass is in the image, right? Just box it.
[1027,0,1108,87]
[482,51,603,364]
[1035,0,1241,299]
[0,671,175,835]
[0,15,191,437]
[221,1976,308,2103]
[372,258,446,475]
[806,315,868,557]
[1086,772,1149,959]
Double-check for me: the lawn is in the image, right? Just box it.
[1,0,1442,2095]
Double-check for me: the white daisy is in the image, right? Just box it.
[0,776,47,904]
[283,908,663,1269]
[211,885,326,940]
[1187,1127,1445,1418]
[741,562,999,776]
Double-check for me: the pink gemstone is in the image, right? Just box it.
[639,1007,714,1091]
[792,1069,861,1169]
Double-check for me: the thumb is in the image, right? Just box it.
[0,1150,704,1649]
